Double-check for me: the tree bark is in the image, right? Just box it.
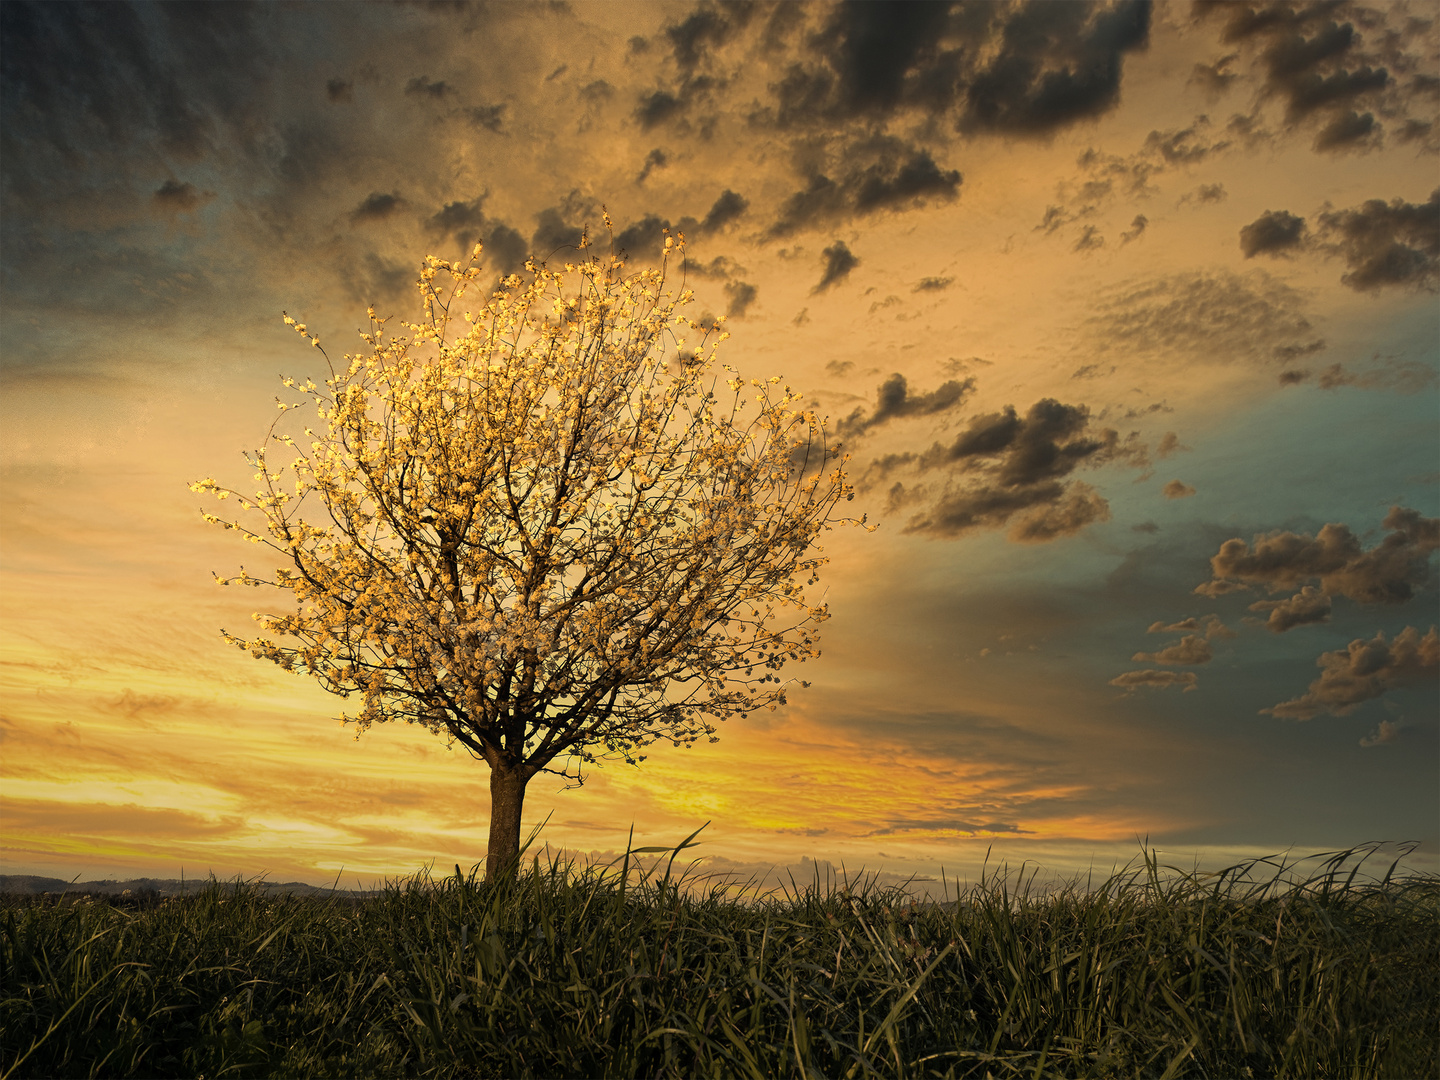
[486,762,528,880]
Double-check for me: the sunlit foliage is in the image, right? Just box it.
[193,229,860,872]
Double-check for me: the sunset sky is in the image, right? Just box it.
[2,0,1437,893]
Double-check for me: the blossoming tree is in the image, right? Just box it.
[193,232,859,877]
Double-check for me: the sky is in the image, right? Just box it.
[2,0,1437,894]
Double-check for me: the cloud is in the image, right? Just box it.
[768,147,961,237]
[1146,614,1236,640]
[1162,479,1195,499]
[326,78,354,103]
[1155,432,1189,458]
[838,373,975,437]
[1007,483,1112,543]
[1316,189,1440,292]
[1132,634,1212,665]
[813,241,859,292]
[890,398,1144,542]
[1189,53,1238,99]
[1084,270,1323,368]
[700,189,749,232]
[465,103,506,132]
[1195,3,1438,154]
[825,359,853,378]
[913,276,954,293]
[1109,670,1199,692]
[350,192,406,224]
[151,179,214,216]
[1359,719,1401,748]
[1182,182,1228,205]
[1199,506,1440,607]
[723,280,757,319]
[1248,584,1332,633]
[404,75,454,99]
[1073,225,1104,252]
[1265,626,1439,719]
[1240,209,1308,257]
[1315,360,1437,394]
[636,148,667,183]
[957,1,1152,135]
[1312,109,1380,152]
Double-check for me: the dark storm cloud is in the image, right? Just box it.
[1248,584,1333,633]
[1240,209,1308,256]
[1198,506,1440,608]
[1084,270,1324,368]
[1312,109,1379,151]
[636,148,668,183]
[1265,626,1439,719]
[1109,669,1198,691]
[740,1,1150,135]
[887,398,1144,542]
[1132,634,1212,665]
[1194,3,1437,154]
[425,196,528,273]
[700,189,749,231]
[1235,191,1439,292]
[1316,189,1440,291]
[837,374,975,438]
[957,0,1153,135]
[723,280,758,318]
[767,148,962,238]
[634,90,687,129]
[1,1,268,163]
[351,192,407,224]
[813,241,859,292]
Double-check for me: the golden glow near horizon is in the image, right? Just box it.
[2,1,1437,889]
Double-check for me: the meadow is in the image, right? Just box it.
[2,839,1436,1079]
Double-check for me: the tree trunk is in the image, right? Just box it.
[486,762,528,880]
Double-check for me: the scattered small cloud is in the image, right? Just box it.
[813,241,859,292]
[151,179,214,216]
[1155,432,1189,458]
[404,75,453,99]
[723,280,757,319]
[1132,634,1212,665]
[1359,719,1401,747]
[1110,670,1198,692]
[912,276,954,293]
[838,374,974,438]
[1240,210,1308,257]
[350,191,406,224]
[326,78,354,103]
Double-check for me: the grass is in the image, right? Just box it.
[2,836,1436,1079]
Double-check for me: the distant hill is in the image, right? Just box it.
[0,875,381,898]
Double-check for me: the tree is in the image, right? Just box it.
[192,232,861,878]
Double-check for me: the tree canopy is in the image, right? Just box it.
[193,233,860,876]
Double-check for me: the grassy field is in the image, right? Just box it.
[3,839,1436,1079]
